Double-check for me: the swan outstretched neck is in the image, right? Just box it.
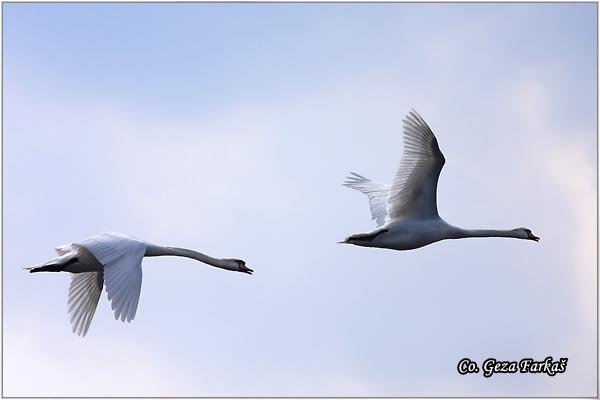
[450,228,540,241]
[342,110,540,251]
[145,244,230,269]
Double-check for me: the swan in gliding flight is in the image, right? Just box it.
[341,110,540,250]
[27,232,253,336]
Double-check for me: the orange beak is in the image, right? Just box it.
[240,265,253,275]
[528,232,540,242]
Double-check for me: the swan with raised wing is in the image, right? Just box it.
[27,232,252,336]
[341,110,539,250]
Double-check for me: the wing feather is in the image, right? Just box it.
[387,110,445,221]
[55,244,72,256]
[343,172,391,227]
[68,271,103,337]
[76,233,145,324]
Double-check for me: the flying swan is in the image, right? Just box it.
[27,232,252,336]
[341,110,540,250]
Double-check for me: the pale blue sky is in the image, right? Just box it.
[3,3,597,397]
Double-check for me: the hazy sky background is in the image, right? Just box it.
[3,3,597,397]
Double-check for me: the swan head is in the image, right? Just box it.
[515,228,540,242]
[228,259,253,275]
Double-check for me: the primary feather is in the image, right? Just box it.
[387,110,446,221]
[343,172,390,227]
[68,271,103,336]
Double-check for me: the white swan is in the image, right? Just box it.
[27,232,252,336]
[341,110,540,251]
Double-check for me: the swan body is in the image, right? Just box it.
[345,219,536,251]
[27,232,252,336]
[342,110,540,251]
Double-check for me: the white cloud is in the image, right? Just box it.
[505,76,597,394]
[509,76,596,318]
[3,313,206,397]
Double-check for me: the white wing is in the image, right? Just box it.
[387,110,446,221]
[76,233,146,323]
[55,244,72,256]
[68,271,103,337]
[343,172,391,227]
